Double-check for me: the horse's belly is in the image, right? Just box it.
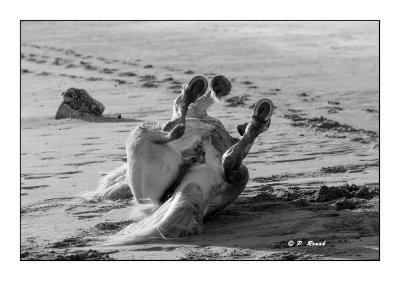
[181,164,225,205]
[172,118,233,159]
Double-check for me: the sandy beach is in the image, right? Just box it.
[21,21,379,260]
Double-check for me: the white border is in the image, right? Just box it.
[3,0,399,280]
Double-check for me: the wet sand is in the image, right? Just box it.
[21,21,379,260]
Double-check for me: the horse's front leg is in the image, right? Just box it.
[206,99,274,216]
[163,76,208,131]
[126,77,211,203]
[222,98,273,183]
[187,75,231,119]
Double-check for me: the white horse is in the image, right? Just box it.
[87,75,273,245]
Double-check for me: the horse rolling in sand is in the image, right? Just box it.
[87,75,274,245]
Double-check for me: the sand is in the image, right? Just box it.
[21,21,379,260]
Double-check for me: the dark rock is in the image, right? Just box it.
[55,88,105,119]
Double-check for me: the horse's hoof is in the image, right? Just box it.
[251,98,274,123]
[211,75,231,99]
[185,76,208,106]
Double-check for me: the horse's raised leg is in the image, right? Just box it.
[222,98,273,183]
[163,76,208,132]
[91,122,185,203]
[188,75,231,119]
[206,99,274,216]
[126,77,210,203]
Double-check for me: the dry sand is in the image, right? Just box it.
[21,21,379,260]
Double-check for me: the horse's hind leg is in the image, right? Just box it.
[163,76,208,132]
[125,79,208,203]
[126,123,186,202]
[188,75,231,119]
[222,99,273,184]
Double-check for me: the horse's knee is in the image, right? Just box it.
[222,145,245,180]
[224,156,249,185]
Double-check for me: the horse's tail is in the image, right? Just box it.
[104,182,204,246]
[82,164,133,202]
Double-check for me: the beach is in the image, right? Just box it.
[21,21,379,260]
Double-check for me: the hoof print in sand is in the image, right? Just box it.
[118,71,137,77]
[314,184,378,203]
[139,75,158,88]
[284,113,379,144]
[226,95,250,107]
[335,197,365,211]
[21,69,33,74]
[54,249,114,260]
